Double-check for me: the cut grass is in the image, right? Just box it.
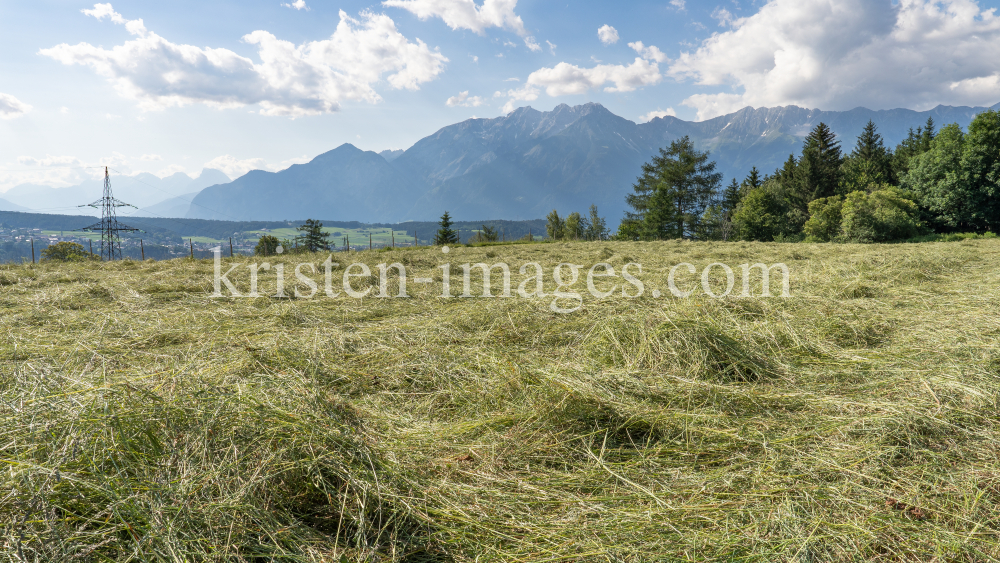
[1,240,999,561]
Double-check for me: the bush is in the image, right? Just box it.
[731,187,790,241]
[841,187,922,242]
[803,196,844,242]
[254,235,281,256]
[40,241,97,262]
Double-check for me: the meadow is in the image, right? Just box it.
[1,239,998,562]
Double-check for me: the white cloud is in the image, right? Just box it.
[0,93,32,120]
[628,41,668,63]
[60,106,70,114]
[140,154,162,161]
[202,155,271,179]
[499,83,539,113]
[670,0,686,10]
[524,36,541,52]
[670,0,1000,120]
[711,7,735,27]
[546,40,556,54]
[201,154,309,179]
[0,154,130,192]
[640,108,677,122]
[81,3,126,24]
[446,90,486,107]
[597,24,619,45]
[522,43,666,97]
[41,5,448,117]
[156,164,187,176]
[282,0,309,10]
[383,0,528,34]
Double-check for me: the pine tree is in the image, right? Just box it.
[295,219,330,252]
[434,211,459,245]
[800,123,843,201]
[624,136,722,239]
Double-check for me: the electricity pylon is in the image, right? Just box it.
[80,167,140,261]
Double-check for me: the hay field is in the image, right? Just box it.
[1,240,999,562]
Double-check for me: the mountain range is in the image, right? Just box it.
[1,169,230,218]
[6,101,999,225]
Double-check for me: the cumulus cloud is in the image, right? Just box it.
[41,4,448,117]
[499,83,540,113]
[446,91,486,107]
[383,0,541,50]
[639,108,677,122]
[628,41,668,63]
[519,42,666,99]
[669,0,1000,120]
[597,25,619,45]
[670,0,686,10]
[0,93,31,120]
[282,0,309,10]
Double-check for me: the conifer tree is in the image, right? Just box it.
[434,211,459,245]
[624,136,721,239]
[800,123,843,201]
[295,219,330,252]
[842,120,895,190]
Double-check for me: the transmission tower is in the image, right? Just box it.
[79,167,140,261]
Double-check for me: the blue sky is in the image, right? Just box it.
[3,0,1000,192]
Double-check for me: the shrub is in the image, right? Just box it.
[803,195,844,242]
[254,235,281,256]
[841,187,922,242]
[40,241,97,262]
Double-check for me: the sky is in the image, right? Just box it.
[3,0,1000,194]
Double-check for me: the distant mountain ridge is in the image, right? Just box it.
[2,169,230,217]
[189,101,999,224]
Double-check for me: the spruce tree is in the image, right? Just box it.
[842,120,895,190]
[295,219,330,252]
[741,166,763,193]
[434,212,459,245]
[625,136,721,239]
[800,123,843,201]
[721,178,742,214]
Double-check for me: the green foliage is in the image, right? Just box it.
[254,234,281,256]
[624,136,721,239]
[803,195,844,242]
[731,186,791,242]
[800,123,844,201]
[960,109,1000,232]
[893,117,936,178]
[563,212,584,240]
[585,204,609,241]
[841,121,896,192]
[295,219,330,252]
[40,241,97,262]
[903,123,975,232]
[434,211,459,245]
[471,224,500,243]
[841,187,922,243]
[546,209,564,240]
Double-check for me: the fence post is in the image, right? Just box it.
[31,238,35,264]
[230,237,234,258]
[392,231,395,248]
[190,239,194,259]
[370,233,372,251]
[140,239,145,260]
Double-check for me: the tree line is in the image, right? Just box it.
[614,110,1000,243]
